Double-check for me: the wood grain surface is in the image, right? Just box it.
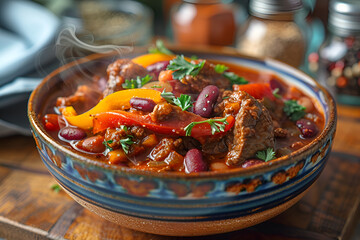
[0,104,359,240]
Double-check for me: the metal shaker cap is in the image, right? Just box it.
[250,0,303,18]
[329,0,360,36]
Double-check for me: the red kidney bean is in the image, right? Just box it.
[269,79,285,94]
[194,85,219,117]
[147,61,169,78]
[296,119,318,138]
[241,159,265,168]
[77,135,105,153]
[184,149,207,173]
[59,127,87,141]
[130,97,156,112]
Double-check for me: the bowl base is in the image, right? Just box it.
[64,189,308,236]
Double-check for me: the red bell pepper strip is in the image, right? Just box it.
[93,110,235,139]
[233,83,275,100]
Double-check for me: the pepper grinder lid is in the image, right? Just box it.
[250,0,302,18]
[329,0,360,36]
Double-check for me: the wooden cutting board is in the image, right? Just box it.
[0,105,359,240]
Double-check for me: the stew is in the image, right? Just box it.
[43,44,324,173]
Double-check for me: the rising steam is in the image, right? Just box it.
[55,25,133,80]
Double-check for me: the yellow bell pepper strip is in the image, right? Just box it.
[64,89,163,130]
[93,110,235,140]
[132,53,193,68]
[132,53,175,68]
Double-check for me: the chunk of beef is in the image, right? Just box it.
[260,97,285,122]
[180,61,231,93]
[214,90,233,115]
[202,91,275,163]
[56,85,102,114]
[202,136,230,155]
[274,127,288,138]
[103,59,151,97]
[150,102,174,122]
[149,138,178,162]
[104,126,145,150]
[224,91,274,166]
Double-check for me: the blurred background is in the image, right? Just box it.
[0,0,359,137]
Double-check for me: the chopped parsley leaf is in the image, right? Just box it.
[283,100,306,121]
[122,75,152,89]
[120,137,134,154]
[223,72,248,85]
[103,140,114,155]
[148,39,174,55]
[161,90,193,111]
[256,148,276,162]
[184,115,229,136]
[214,64,229,74]
[167,55,205,80]
[173,94,193,111]
[272,88,282,99]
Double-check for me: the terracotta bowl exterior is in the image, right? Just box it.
[28,48,337,236]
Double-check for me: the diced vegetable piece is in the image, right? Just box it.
[141,134,158,147]
[108,149,127,164]
[164,151,184,170]
[43,114,60,131]
[233,83,275,100]
[159,70,174,82]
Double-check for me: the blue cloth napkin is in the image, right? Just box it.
[0,0,60,137]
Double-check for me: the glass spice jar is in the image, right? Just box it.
[318,0,360,105]
[171,0,236,46]
[236,0,306,68]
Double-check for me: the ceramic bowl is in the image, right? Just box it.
[28,48,336,236]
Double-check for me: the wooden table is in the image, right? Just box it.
[0,105,359,240]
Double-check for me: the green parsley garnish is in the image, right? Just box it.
[223,96,230,100]
[120,137,134,154]
[167,55,205,80]
[256,148,276,162]
[151,85,162,88]
[122,75,152,89]
[272,88,282,99]
[223,72,248,85]
[173,94,193,111]
[213,63,248,85]
[160,90,193,111]
[51,184,61,193]
[283,100,306,121]
[214,64,229,74]
[103,140,114,155]
[148,39,174,55]
[190,55,198,60]
[160,90,175,104]
[184,115,229,136]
